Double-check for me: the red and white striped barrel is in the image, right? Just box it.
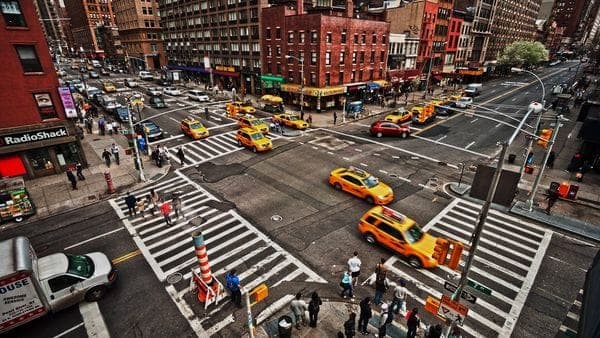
[192,231,213,285]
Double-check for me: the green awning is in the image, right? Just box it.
[260,74,285,82]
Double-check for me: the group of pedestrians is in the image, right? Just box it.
[123,188,184,225]
[65,162,86,190]
[101,143,121,167]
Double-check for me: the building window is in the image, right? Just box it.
[325,73,330,86]
[267,63,271,73]
[341,30,347,43]
[340,52,345,64]
[369,69,374,80]
[1,0,27,27]
[372,34,377,44]
[382,35,386,44]
[359,51,364,63]
[352,52,357,64]
[266,28,271,39]
[370,51,374,63]
[288,32,294,43]
[310,73,316,86]
[276,63,282,74]
[267,46,272,57]
[276,27,281,39]
[15,45,42,73]
[311,52,317,65]
[299,32,305,43]
[361,34,366,44]
[326,33,332,43]
[380,51,385,62]
[354,34,358,43]
[359,70,363,81]
[276,47,281,56]
[311,31,318,43]
[339,71,344,84]
[287,51,294,63]
[288,70,294,82]
[325,52,331,65]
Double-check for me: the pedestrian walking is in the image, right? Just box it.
[172,192,184,219]
[307,113,313,125]
[177,147,186,165]
[373,274,389,305]
[547,151,556,168]
[448,326,462,338]
[290,292,308,329]
[98,116,106,135]
[344,312,356,338]
[106,120,114,135]
[76,162,85,180]
[111,143,120,165]
[426,324,443,338]
[347,251,362,286]
[85,117,93,134]
[377,303,389,338]
[391,279,407,314]
[160,201,172,226]
[406,308,421,338]
[333,111,338,125]
[137,198,146,219]
[204,107,210,120]
[124,192,137,217]
[66,168,77,190]
[149,189,160,216]
[545,186,560,214]
[340,270,353,299]
[225,269,242,308]
[358,297,373,335]
[102,149,112,167]
[308,291,322,328]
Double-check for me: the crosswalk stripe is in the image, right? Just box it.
[147,211,227,251]
[456,199,548,234]
[183,241,267,280]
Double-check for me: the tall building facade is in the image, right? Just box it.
[454,0,497,71]
[33,0,67,56]
[63,0,116,58]
[0,0,86,178]
[112,0,165,71]
[159,0,264,94]
[261,1,390,111]
[487,0,542,62]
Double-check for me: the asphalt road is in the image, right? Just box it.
[4,62,596,337]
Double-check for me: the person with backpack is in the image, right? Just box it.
[344,312,356,338]
[340,270,353,299]
[406,307,421,338]
[308,291,322,328]
[358,297,373,335]
[377,303,389,338]
[225,269,242,308]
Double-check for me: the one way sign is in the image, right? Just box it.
[444,281,477,304]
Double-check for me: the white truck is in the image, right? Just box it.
[0,237,116,333]
[464,83,482,97]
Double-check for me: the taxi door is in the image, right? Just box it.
[341,175,365,197]
[376,221,408,255]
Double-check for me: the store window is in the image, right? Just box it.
[15,45,43,73]
[26,149,54,171]
[55,144,80,167]
[1,0,26,27]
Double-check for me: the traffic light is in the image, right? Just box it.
[537,128,553,148]
[248,283,268,306]
[432,238,450,265]
[447,242,464,270]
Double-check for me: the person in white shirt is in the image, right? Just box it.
[391,279,407,315]
[347,251,362,286]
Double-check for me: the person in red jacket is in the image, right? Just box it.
[160,201,172,226]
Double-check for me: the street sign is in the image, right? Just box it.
[437,295,469,326]
[467,279,493,296]
[443,281,477,304]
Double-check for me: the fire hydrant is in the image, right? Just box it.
[104,172,116,194]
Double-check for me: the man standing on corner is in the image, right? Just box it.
[347,251,362,286]
[226,269,242,308]
[111,143,120,165]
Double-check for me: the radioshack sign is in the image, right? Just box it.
[1,127,68,147]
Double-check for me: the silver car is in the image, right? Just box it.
[187,90,210,102]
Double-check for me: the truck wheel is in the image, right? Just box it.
[85,286,107,302]
[364,233,377,244]
[408,256,422,269]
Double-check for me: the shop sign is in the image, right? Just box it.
[216,65,236,72]
[58,87,77,118]
[320,86,345,96]
[1,127,69,147]
[33,92,58,120]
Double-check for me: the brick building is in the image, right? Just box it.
[262,1,390,111]
[112,0,165,71]
[63,0,116,59]
[0,0,85,178]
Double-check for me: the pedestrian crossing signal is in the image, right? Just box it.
[432,238,450,265]
[447,242,464,270]
[249,283,268,306]
[537,128,553,148]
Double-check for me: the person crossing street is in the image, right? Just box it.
[111,143,120,165]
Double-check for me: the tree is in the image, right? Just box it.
[498,41,549,68]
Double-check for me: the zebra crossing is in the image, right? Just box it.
[165,130,281,166]
[108,171,325,335]
[382,198,552,337]
[556,289,583,338]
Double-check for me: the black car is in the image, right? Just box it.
[155,78,172,86]
[148,96,167,109]
[100,68,110,76]
[134,120,164,141]
[115,106,136,123]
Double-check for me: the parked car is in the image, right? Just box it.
[187,90,210,102]
[115,106,136,123]
[146,87,163,97]
[134,120,164,141]
[124,78,138,88]
[148,95,167,109]
[163,86,182,96]
[369,120,410,138]
[139,71,154,81]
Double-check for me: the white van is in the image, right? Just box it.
[139,71,154,81]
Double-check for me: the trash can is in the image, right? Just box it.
[278,315,293,338]
[508,154,516,164]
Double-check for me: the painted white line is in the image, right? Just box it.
[356,122,371,127]
[165,285,206,336]
[511,97,517,102]
[379,169,388,174]
[470,118,479,123]
[207,122,237,130]
[500,229,552,337]
[373,153,381,156]
[79,301,110,338]
[465,141,475,149]
[205,314,235,336]
[423,198,459,231]
[53,323,85,338]
[457,199,551,233]
[397,176,411,183]
[255,295,296,325]
[411,134,488,160]
[435,135,447,142]
[495,122,503,128]
[327,151,334,155]
[410,126,422,131]
[343,157,351,161]
[359,162,368,167]
[312,146,319,150]
[64,227,124,251]
[354,148,363,152]
[169,116,180,124]
[418,183,436,191]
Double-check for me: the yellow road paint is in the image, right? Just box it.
[112,249,141,265]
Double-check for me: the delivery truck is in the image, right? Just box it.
[0,236,116,333]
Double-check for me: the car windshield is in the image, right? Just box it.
[362,175,379,188]
[250,119,263,126]
[144,123,159,132]
[66,254,95,278]
[288,115,299,121]
[190,123,203,129]
[404,224,425,244]
[117,107,128,116]
[250,133,264,140]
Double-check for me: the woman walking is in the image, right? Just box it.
[308,291,322,328]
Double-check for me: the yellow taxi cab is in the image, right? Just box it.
[226,101,256,117]
[358,205,441,268]
[180,117,209,139]
[235,127,272,152]
[102,82,117,93]
[429,96,448,106]
[328,166,394,205]
[411,104,436,124]
[272,113,309,130]
[238,115,269,134]
[448,92,464,102]
[384,109,412,124]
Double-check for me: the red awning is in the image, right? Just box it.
[212,70,240,78]
[433,75,443,81]
[0,154,26,178]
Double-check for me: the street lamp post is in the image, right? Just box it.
[511,67,546,179]
[285,55,305,119]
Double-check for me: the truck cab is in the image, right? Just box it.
[464,83,482,97]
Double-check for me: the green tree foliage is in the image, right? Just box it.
[498,41,549,68]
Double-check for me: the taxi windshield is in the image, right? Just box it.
[250,119,263,126]
[288,115,299,121]
[251,133,264,140]
[404,224,424,244]
[66,254,95,278]
[190,123,204,129]
[362,175,379,188]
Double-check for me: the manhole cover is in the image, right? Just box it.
[271,215,283,222]
[166,272,183,284]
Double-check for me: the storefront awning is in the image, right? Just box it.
[0,155,26,178]
[458,69,484,76]
[373,80,390,87]
[280,84,345,97]
[167,64,210,74]
[213,70,239,78]
[366,82,381,90]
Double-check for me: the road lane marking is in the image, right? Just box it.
[79,301,110,338]
[354,148,363,152]
[435,135,447,142]
[470,118,479,123]
[112,249,142,265]
[465,141,475,149]
[495,122,503,128]
[411,135,489,159]
[359,162,368,167]
[64,227,124,250]
[379,169,388,174]
[53,323,84,338]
